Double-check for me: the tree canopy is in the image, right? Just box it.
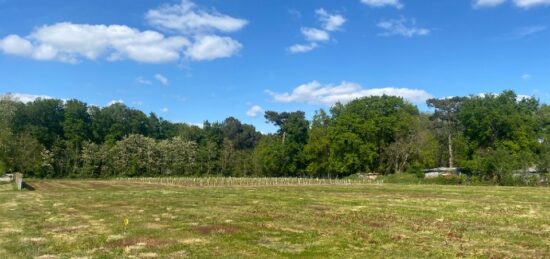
[0,91,548,185]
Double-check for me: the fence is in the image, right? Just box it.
[115,177,380,187]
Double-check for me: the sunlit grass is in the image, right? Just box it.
[0,179,549,258]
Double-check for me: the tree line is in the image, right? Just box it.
[0,90,549,184]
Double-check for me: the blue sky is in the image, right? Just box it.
[1,0,549,132]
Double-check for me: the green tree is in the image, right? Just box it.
[327,96,419,176]
[304,109,332,177]
[12,98,65,149]
[158,137,196,175]
[459,91,539,151]
[458,91,541,182]
[109,134,160,177]
[263,111,309,176]
[381,115,438,173]
[427,97,466,168]
[0,97,18,170]
[4,133,52,177]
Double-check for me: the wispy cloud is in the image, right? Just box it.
[146,0,247,34]
[377,18,430,37]
[315,8,346,32]
[473,0,550,9]
[154,74,169,86]
[288,9,302,19]
[473,0,506,8]
[288,9,345,54]
[246,105,263,117]
[267,81,433,105]
[514,0,550,8]
[146,0,247,61]
[514,25,546,38]
[498,25,546,40]
[137,76,152,85]
[1,92,53,103]
[360,0,404,9]
[288,43,318,53]
[301,27,330,42]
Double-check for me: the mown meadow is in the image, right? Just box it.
[1,180,549,258]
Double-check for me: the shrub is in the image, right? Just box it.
[380,173,423,184]
[407,164,424,178]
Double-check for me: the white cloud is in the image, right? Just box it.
[288,9,345,54]
[0,23,190,63]
[154,74,169,85]
[146,0,248,34]
[377,18,430,37]
[246,105,263,117]
[161,107,169,113]
[473,0,550,8]
[288,43,318,53]
[473,0,507,8]
[514,0,550,8]
[185,35,242,61]
[360,0,404,9]
[267,81,432,105]
[137,76,152,85]
[145,0,246,61]
[1,0,247,63]
[1,92,52,103]
[0,35,33,56]
[315,9,346,32]
[522,74,532,80]
[301,27,330,42]
[107,99,124,106]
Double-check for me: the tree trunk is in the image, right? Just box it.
[448,134,454,168]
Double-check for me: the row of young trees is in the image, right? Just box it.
[1,91,549,183]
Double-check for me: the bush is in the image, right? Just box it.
[379,173,424,184]
[407,164,424,178]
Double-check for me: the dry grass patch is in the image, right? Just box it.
[1,180,549,258]
[194,224,239,235]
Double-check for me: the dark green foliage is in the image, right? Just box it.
[458,91,543,183]
[12,98,65,149]
[327,96,420,176]
[304,109,331,177]
[260,111,310,176]
[0,90,548,185]
[460,91,539,151]
[427,97,467,168]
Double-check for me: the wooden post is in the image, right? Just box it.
[14,173,22,190]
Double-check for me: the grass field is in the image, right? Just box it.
[0,180,549,258]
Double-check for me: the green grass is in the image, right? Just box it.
[0,180,549,258]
